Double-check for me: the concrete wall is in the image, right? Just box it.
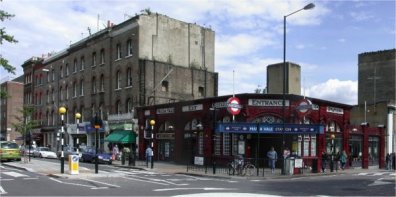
[358,49,396,105]
[138,14,215,72]
[267,62,301,95]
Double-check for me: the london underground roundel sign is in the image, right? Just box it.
[227,97,242,115]
[296,99,312,117]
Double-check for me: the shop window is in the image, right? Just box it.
[327,121,340,132]
[214,135,221,155]
[223,133,230,156]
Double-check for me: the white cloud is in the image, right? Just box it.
[338,38,346,43]
[350,11,374,22]
[305,79,357,105]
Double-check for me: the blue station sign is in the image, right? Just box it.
[217,123,324,134]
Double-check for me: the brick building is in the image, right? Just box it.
[0,76,25,143]
[136,93,385,170]
[22,13,217,151]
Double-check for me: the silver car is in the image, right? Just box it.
[33,147,57,159]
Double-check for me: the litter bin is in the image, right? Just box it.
[285,157,295,175]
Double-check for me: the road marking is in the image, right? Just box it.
[0,179,14,181]
[372,172,385,176]
[368,179,394,186]
[3,171,28,177]
[121,176,169,185]
[77,178,120,188]
[49,177,99,188]
[358,173,369,176]
[23,177,39,180]
[390,173,396,176]
[91,187,109,190]
[0,185,7,195]
[154,187,238,192]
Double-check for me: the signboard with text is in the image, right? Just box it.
[217,123,324,134]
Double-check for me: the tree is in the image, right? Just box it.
[0,3,18,74]
[12,106,37,147]
[0,2,18,99]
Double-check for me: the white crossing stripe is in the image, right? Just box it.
[3,171,28,177]
[0,185,7,195]
[358,173,369,176]
[389,173,396,176]
[372,172,386,176]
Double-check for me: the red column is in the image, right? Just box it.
[343,125,350,168]
[362,125,369,169]
[317,133,326,172]
[379,127,386,169]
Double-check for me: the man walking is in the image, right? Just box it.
[145,146,153,168]
[267,146,278,174]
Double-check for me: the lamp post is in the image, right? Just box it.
[282,2,315,175]
[149,119,155,169]
[210,107,218,174]
[75,113,81,154]
[330,134,335,172]
[58,106,66,174]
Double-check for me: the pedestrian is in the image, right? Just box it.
[267,146,278,173]
[145,146,153,166]
[385,153,392,170]
[340,150,347,170]
[112,144,119,161]
[321,151,328,173]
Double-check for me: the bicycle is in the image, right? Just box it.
[228,159,256,176]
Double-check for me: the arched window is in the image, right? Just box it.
[127,39,133,56]
[116,100,121,114]
[73,59,77,73]
[80,79,84,96]
[59,87,63,101]
[126,98,133,112]
[80,56,85,70]
[100,49,105,64]
[92,77,97,94]
[65,85,69,100]
[73,82,77,97]
[92,52,97,67]
[100,74,105,92]
[116,71,121,89]
[116,43,122,59]
[126,68,132,87]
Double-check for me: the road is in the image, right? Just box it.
[1,159,395,196]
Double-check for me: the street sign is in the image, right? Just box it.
[227,96,242,115]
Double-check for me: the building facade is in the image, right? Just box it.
[136,93,385,170]
[0,76,25,143]
[22,13,217,151]
[352,49,396,155]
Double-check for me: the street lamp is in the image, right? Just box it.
[75,113,81,154]
[58,106,66,174]
[282,2,315,175]
[149,119,155,169]
[330,134,335,172]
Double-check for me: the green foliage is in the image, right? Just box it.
[0,5,18,74]
[12,106,38,145]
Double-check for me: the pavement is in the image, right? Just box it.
[2,157,392,180]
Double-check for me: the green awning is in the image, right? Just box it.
[104,130,137,144]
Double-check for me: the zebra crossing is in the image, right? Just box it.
[354,172,396,176]
[0,166,39,181]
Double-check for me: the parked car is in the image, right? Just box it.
[57,146,82,160]
[19,145,35,156]
[0,141,21,162]
[80,147,112,164]
[33,147,57,159]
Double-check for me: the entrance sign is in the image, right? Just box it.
[227,97,242,115]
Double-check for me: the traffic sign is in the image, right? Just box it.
[227,97,242,115]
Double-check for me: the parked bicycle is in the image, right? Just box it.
[228,156,256,176]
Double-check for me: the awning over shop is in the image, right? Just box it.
[104,130,137,144]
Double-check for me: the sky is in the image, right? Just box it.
[1,0,395,105]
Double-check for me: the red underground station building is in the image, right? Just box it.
[136,93,385,172]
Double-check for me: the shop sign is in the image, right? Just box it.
[295,158,303,168]
[326,106,344,114]
[217,123,324,134]
[144,110,151,116]
[182,104,203,112]
[156,133,175,139]
[156,107,174,114]
[109,123,133,130]
[108,113,133,122]
[212,102,227,108]
[248,99,290,107]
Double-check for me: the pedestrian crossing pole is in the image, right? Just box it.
[59,107,67,174]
